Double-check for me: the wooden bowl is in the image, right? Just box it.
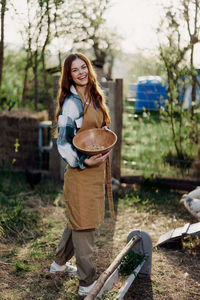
[73,128,117,155]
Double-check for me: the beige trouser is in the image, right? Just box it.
[54,224,95,286]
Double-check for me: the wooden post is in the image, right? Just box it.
[52,75,60,115]
[85,235,141,300]
[49,75,67,181]
[191,136,200,179]
[112,79,123,180]
[106,156,115,219]
[101,79,123,181]
[49,138,62,181]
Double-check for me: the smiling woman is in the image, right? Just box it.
[50,52,112,297]
[71,59,89,87]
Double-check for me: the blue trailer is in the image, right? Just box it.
[135,76,167,113]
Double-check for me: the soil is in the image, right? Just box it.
[1,184,200,300]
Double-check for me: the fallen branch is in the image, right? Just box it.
[85,235,141,300]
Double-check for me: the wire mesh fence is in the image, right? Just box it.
[121,100,200,180]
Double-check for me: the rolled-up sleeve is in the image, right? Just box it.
[57,98,87,169]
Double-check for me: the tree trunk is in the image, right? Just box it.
[190,46,196,120]
[53,1,62,72]
[85,235,141,300]
[58,51,62,71]
[22,59,29,107]
[0,0,6,97]
[41,0,50,89]
[21,4,33,107]
[33,50,38,110]
[106,56,114,80]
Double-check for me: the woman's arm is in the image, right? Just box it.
[84,149,112,167]
[57,98,87,169]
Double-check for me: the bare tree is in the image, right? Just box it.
[183,0,200,120]
[21,1,33,107]
[158,0,200,166]
[16,0,65,109]
[10,0,118,110]
[66,0,120,78]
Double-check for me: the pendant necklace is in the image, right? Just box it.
[84,95,90,105]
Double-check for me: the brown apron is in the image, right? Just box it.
[63,103,106,230]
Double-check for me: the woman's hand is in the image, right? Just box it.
[102,125,110,131]
[84,149,112,167]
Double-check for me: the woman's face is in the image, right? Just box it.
[70,58,89,87]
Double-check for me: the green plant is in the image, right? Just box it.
[119,251,146,276]
[11,261,30,275]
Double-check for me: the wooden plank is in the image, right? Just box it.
[97,269,119,298]
[121,175,200,191]
[170,223,190,239]
[157,222,200,247]
[187,222,200,235]
[49,138,66,181]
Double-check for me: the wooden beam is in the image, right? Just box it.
[120,175,200,191]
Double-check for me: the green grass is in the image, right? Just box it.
[122,101,198,178]
[115,182,182,216]
[0,169,60,241]
[11,260,31,275]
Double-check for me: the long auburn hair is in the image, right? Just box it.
[55,52,111,126]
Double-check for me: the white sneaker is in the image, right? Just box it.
[78,281,97,297]
[50,261,77,276]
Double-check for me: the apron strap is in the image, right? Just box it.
[106,156,115,220]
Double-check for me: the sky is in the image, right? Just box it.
[5,0,163,53]
[106,0,163,54]
[4,0,200,67]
